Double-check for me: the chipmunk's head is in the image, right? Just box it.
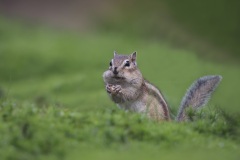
[103,51,142,84]
[110,51,137,74]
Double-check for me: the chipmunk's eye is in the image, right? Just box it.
[109,61,112,66]
[124,60,130,67]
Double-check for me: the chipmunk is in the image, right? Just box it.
[103,51,222,121]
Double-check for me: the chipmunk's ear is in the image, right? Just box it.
[130,51,137,63]
[114,51,118,56]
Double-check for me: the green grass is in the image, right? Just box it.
[0,99,239,160]
[0,17,240,160]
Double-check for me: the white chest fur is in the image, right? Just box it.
[117,100,146,113]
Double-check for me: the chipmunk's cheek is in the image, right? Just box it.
[103,70,112,82]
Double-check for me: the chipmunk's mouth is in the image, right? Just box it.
[112,76,125,80]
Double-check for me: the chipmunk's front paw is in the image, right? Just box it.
[106,84,112,93]
[106,84,122,95]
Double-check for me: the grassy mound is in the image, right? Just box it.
[0,99,239,160]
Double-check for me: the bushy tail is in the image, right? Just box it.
[176,75,222,122]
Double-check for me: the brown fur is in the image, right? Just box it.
[103,52,170,121]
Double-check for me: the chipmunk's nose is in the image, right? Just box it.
[113,67,118,75]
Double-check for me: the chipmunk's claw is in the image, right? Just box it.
[106,84,122,95]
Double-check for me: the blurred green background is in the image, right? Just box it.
[0,0,240,160]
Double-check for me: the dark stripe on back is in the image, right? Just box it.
[144,81,170,120]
